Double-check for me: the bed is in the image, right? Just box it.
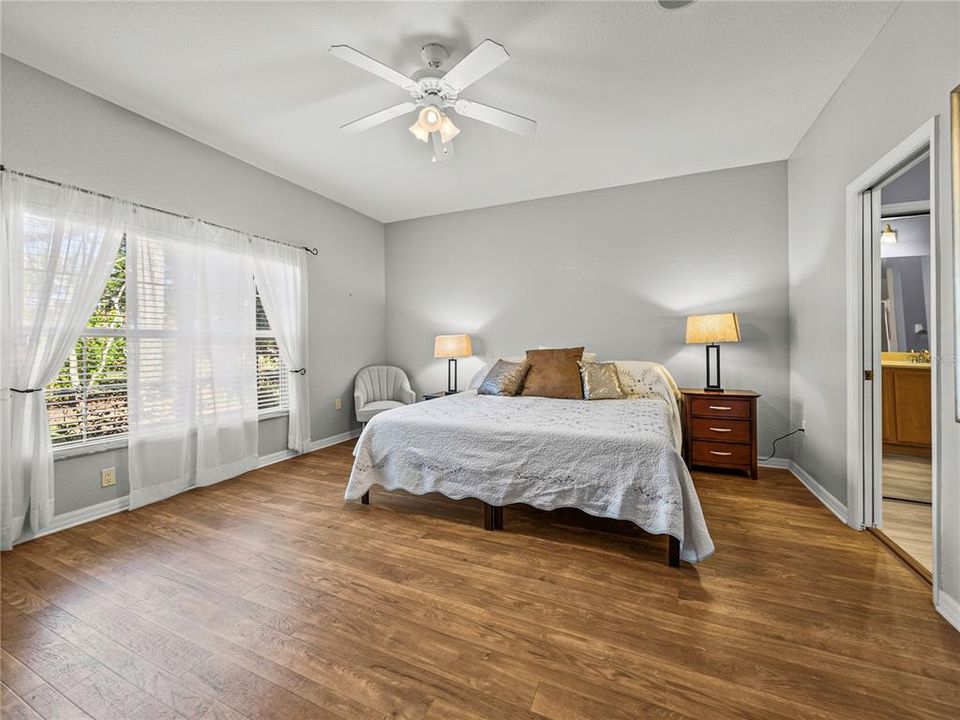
[344,361,714,565]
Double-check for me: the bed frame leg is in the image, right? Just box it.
[361,491,369,505]
[483,504,503,531]
[483,503,494,530]
[668,536,680,567]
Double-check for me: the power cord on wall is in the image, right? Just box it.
[760,428,805,462]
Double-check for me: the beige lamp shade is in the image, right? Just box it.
[434,334,473,358]
[685,313,741,344]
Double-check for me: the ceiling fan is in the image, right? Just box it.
[329,39,537,162]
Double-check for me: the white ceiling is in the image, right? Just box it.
[1,1,896,223]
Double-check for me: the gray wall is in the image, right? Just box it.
[882,157,930,205]
[2,57,387,514]
[385,161,791,455]
[786,2,959,607]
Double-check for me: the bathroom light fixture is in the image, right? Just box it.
[880,223,898,244]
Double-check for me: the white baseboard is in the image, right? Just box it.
[936,590,960,633]
[31,496,130,542]
[760,457,848,525]
[758,457,791,470]
[257,449,299,468]
[308,428,361,452]
[19,436,357,546]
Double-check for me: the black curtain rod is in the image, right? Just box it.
[0,164,319,256]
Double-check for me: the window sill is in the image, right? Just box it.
[54,436,128,460]
[259,409,290,421]
[53,411,290,459]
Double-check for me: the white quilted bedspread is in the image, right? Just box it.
[345,386,714,563]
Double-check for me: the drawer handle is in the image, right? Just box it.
[709,451,733,456]
[708,406,732,411]
[708,427,732,433]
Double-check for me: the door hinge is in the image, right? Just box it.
[864,369,874,381]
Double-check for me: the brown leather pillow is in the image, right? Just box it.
[520,347,585,399]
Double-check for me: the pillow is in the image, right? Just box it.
[468,356,525,389]
[578,361,625,400]
[520,347,585,399]
[477,360,530,396]
[538,345,598,363]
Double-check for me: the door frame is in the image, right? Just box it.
[844,118,940,596]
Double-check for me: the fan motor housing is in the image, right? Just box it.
[420,43,448,68]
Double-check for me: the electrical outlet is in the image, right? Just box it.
[801,419,808,433]
[101,467,116,488]
[334,398,342,410]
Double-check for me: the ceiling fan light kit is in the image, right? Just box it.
[330,38,537,161]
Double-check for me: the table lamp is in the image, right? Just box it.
[685,313,741,392]
[434,334,472,394]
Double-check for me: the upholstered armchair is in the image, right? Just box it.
[354,366,416,424]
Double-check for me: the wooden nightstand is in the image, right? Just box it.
[680,388,760,479]
[422,390,460,401]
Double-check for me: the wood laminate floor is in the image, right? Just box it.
[2,441,958,720]
[882,454,932,503]
[881,499,933,576]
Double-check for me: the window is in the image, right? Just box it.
[46,239,128,446]
[255,290,290,413]
[45,238,288,447]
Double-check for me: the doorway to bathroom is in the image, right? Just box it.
[875,153,933,579]
[845,119,939,590]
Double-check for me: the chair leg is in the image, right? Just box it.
[494,506,504,530]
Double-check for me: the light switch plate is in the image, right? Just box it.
[334,398,342,410]
[101,467,117,488]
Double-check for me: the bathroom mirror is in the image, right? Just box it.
[952,84,960,422]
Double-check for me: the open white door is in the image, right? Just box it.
[860,187,883,528]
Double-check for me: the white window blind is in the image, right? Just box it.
[46,237,289,448]
[256,290,290,413]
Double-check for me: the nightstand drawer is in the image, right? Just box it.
[691,417,751,442]
[689,397,751,419]
[692,441,752,467]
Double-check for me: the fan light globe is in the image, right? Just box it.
[408,122,430,143]
[419,106,443,132]
[439,114,460,144]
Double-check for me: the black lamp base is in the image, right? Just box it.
[703,344,723,392]
[447,358,458,394]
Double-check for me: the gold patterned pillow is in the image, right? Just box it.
[477,360,531,396]
[578,361,624,400]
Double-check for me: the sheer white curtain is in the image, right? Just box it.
[127,209,258,509]
[252,238,310,453]
[0,172,127,548]
[195,226,258,484]
[126,209,200,507]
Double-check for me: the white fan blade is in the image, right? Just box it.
[341,102,418,133]
[329,45,417,92]
[431,131,454,162]
[454,99,537,135]
[442,39,509,92]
